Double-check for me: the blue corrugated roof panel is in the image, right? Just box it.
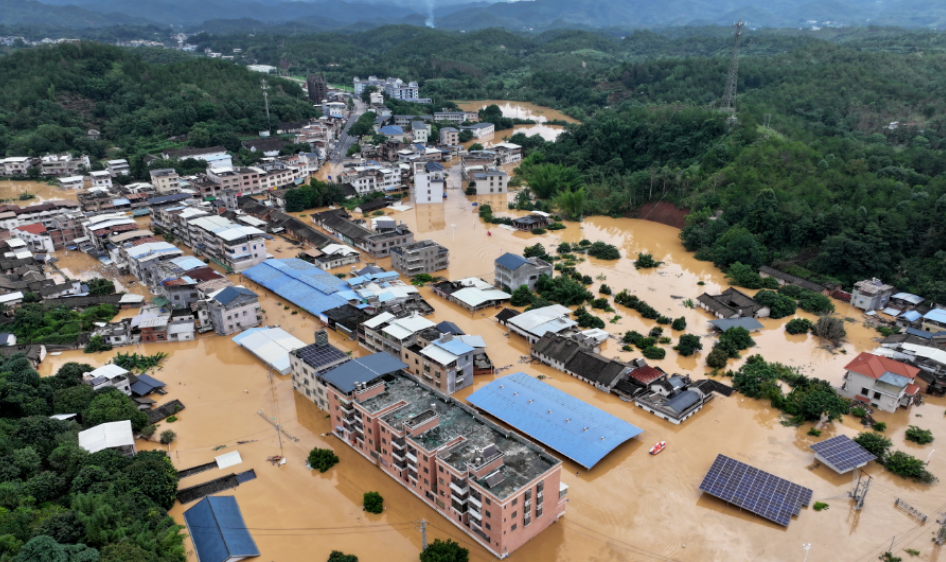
[433,337,475,356]
[901,310,922,322]
[495,253,531,271]
[184,496,259,562]
[320,353,407,394]
[466,372,643,469]
[244,259,350,316]
[923,309,946,324]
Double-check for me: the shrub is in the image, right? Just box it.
[648,327,663,338]
[140,425,157,438]
[718,327,755,355]
[797,291,835,314]
[598,284,612,295]
[884,451,936,483]
[581,275,593,285]
[853,432,892,458]
[656,315,671,325]
[578,239,591,246]
[464,186,477,195]
[623,331,643,345]
[510,285,535,307]
[671,317,686,331]
[165,416,178,423]
[674,334,703,357]
[530,228,547,235]
[813,502,829,511]
[785,318,813,335]
[753,290,797,319]
[363,491,384,514]
[658,336,671,344]
[328,551,359,562]
[905,426,934,445]
[633,252,663,269]
[573,307,605,329]
[813,316,846,344]
[636,337,657,350]
[807,428,821,437]
[159,430,176,445]
[706,346,730,369]
[308,447,340,473]
[83,335,113,354]
[872,422,887,432]
[851,406,867,418]
[547,222,566,230]
[587,242,620,260]
[557,242,572,253]
[591,298,611,310]
[642,346,666,360]
[420,539,469,562]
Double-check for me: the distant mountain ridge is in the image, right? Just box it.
[6,0,946,31]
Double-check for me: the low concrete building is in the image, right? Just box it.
[58,176,85,190]
[697,288,770,319]
[460,122,495,139]
[411,121,430,143]
[400,333,477,394]
[505,304,577,344]
[82,365,133,395]
[289,329,352,409]
[472,170,508,195]
[150,168,181,193]
[391,240,449,276]
[439,127,459,145]
[511,214,549,232]
[851,278,896,312]
[494,253,553,292]
[201,286,262,336]
[838,352,920,413]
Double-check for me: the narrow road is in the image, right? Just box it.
[328,98,366,164]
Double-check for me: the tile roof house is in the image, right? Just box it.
[838,352,920,413]
[697,287,770,319]
[183,496,259,562]
[531,332,629,390]
[757,266,828,295]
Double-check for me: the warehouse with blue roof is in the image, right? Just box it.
[243,259,351,318]
[467,372,643,468]
[183,496,259,562]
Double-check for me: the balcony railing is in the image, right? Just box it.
[450,480,469,496]
[468,495,481,509]
[406,451,417,464]
[392,449,405,462]
[391,438,405,450]
[467,507,482,520]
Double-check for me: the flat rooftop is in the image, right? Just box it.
[362,375,559,499]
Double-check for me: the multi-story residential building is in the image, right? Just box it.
[393,115,432,127]
[400,333,477,394]
[150,169,181,193]
[338,165,400,195]
[89,170,113,189]
[289,329,351,409]
[314,362,567,557]
[852,278,896,312]
[197,286,262,335]
[187,216,268,273]
[120,242,184,283]
[83,213,140,250]
[82,364,132,396]
[411,122,430,144]
[312,209,413,259]
[493,142,522,165]
[371,314,437,357]
[391,240,449,276]
[414,162,446,205]
[433,112,466,124]
[107,159,130,176]
[0,201,81,232]
[439,127,459,146]
[0,157,34,176]
[460,123,495,139]
[494,253,553,292]
[41,153,90,176]
[838,352,920,413]
[58,176,85,190]
[358,312,397,354]
[472,171,508,195]
[13,223,55,254]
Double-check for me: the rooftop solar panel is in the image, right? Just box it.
[809,435,877,474]
[698,454,813,527]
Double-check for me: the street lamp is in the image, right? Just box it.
[802,543,811,562]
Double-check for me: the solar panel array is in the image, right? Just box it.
[699,454,813,527]
[296,341,348,372]
[810,435,877,473]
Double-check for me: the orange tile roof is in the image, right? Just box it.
[628,365,664,385]
[905,383,920,396]
[16,223,47,234]
[844,352,919,380]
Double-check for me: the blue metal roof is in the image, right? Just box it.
[709,318,765,332]
[379,125,404,135]
[905,327,933,339]
[466,372,643,469]
[878,371,910,387]
[170,256,206,271]
[495,253,531,271]
[923,309,946,324]
[213,286,257,306]
[183,496,259,562]
[130,374,165,396]
[243,259,350,317]
[112,198,131,206]
[901,310,922,322]
[892,292,924,305]
[433,337,475,356]
[320,353,407,394]
[665,390,700,413]
[436,321,464,335]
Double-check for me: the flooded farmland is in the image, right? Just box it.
[34,103,946,562]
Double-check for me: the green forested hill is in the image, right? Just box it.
[0,42,316,158]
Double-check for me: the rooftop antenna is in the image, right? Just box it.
[261,78,271,131]
[720,20,745,119]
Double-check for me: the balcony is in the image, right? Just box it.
[450,481,469,496]
[408,470,418,482]
[339,401,353,413]
[406,451,417,464]
[393,459,407,470]
[467,507,482,521]
[391,438,405,450]
[392,449,405,462]
[468,495,481,509]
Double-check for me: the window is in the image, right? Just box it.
[424,467,429,474]
[485,498,491,505]
[439,467,444,473]
[439,478,444,485]
[485,511,491,518]
[512,511,517,519]
[485,523,491,530]
[511,524,517,531]
[861,387,870,395]
[512,499,518,506]
[873,391,882,399]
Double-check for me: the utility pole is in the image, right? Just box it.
[849,471,871,511]
[261,79,271,131]
[720,20,745,117]
[269,371,283,455]
[420,519,428,550]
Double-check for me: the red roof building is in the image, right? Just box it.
[628,365,666,385]
[16,223,47,235]
[843,352,919,380]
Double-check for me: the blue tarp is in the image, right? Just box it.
[466,372,643,469]
[183,496,259,562]
[243,259,350,317]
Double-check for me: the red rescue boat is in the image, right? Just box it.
[649,441,667,455]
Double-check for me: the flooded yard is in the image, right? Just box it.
[32,103,946,562]
[0,180,79,204]
[454,100,579,143]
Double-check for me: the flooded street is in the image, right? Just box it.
[32,104,946,562]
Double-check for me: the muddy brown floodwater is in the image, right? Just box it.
[454,100,579,144]
[35,104,946,562]
[0,180,79,205]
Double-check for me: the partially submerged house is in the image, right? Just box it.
[530,332,629,391]
[838,352,920,413]
[851,278,896,312]
[697,288,770,319]
[183,496,260,562]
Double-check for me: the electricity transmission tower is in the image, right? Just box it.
[720,20,745,117]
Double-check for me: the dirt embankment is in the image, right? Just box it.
[630,201,689,229]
